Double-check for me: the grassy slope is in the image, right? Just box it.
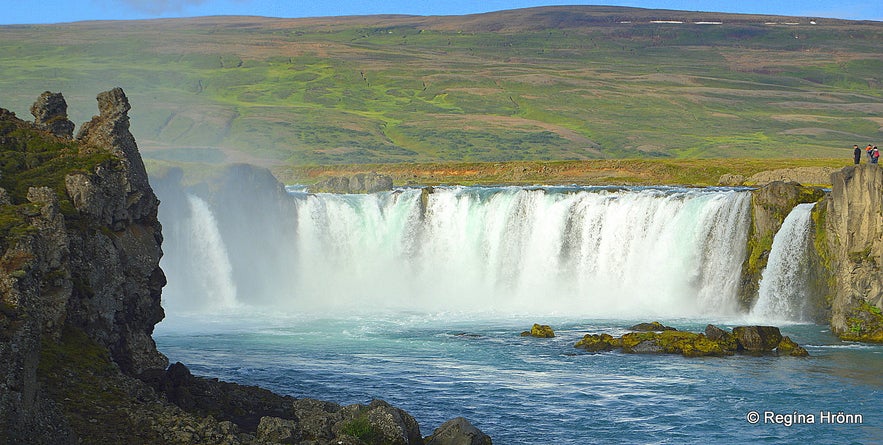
[0,7,881,169]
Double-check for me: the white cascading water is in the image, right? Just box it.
[286,187,751,317]
[750,202,816,322]
[160,195,238,312]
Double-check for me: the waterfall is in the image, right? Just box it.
[156,186,759,317]
[750,203,816,322]
[160,195,238,311]
[284,187,751,317]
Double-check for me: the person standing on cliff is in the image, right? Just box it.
[867,144,874,161]
[854,144,862,164]
[873,146,880,165]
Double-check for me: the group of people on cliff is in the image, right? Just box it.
[854,144,880,164]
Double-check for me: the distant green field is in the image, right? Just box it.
[1,7,881,166]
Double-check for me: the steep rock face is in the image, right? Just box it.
[738,181,825,310]
[3,90,491,445]
[0,187,75,444]
[65,88,167,374]
[823,165,883,341]
[1,90,166,443]
[73,87,157,227]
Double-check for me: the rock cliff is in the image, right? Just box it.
[819,165,883,342]
[1,88,168,443]
[1,90,490,444]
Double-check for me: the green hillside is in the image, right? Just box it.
[0,6,881,166]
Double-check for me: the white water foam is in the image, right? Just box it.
[281,187,751,317]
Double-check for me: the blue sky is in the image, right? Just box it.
[4,0,882,25]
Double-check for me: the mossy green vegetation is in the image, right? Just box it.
[575,324,809,357]
[574,333,620,352]
[843,302,883,343]
[0,117,116,247]
[339,411,382,444]
[0,121,115,203]
[620,331,729,357]
[37,326,162,444]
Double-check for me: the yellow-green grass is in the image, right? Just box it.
[1,7,881,167]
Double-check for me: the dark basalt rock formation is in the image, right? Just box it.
[0,90,489,445]
[30,91,75,139]
[425,417,493,445]
[732,326,782,352]
[1,89,168,443]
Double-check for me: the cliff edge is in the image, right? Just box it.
[822,165,883,342]
[0,90,489,445]
[1,89,167,442]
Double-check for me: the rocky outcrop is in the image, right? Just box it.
[627,321,676,332]
[719,167,839,187]
[574,324,808,357]
[738,181,825,310]
[30,91,75,139]
[731,326,782,352]
[425,417,493,445]
[311,172,394,193]
[820,165,883,342]
[1,90,167,443]
[747,167,838,186]
[0,186,74,444]
[73,87,157,227]
[2,91,490,444]
[68,88,167,375]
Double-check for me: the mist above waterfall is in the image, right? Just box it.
[156,178,759,318]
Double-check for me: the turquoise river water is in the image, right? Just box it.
[154,186,883,444]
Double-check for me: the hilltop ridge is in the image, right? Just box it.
[0,6,881,166]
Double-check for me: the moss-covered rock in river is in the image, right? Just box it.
[732,326,783,353]
[620,331,729,357]
[776,336,810,357]
[574,333,620,352]
[521,323,555,338]
[704,324,738,352]
[575,323,807,358]
[628,321,677,332]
